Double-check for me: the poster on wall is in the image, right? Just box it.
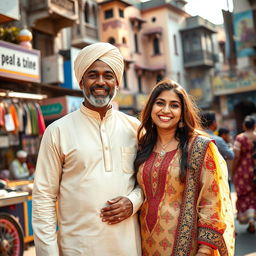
[233,10,256,57]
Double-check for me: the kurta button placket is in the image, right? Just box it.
[100,122,112,172]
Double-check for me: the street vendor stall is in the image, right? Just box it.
[0,189,29,256]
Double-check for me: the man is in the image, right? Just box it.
[218,127,232,144]
[32,42,143,256]
[200,111,234,161]
[9,150,30,180]
[218,127,234,188]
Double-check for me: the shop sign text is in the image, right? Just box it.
[0,40,40,83]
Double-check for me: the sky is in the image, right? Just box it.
[185,0,234,25]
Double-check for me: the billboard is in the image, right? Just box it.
[233,10,256,57]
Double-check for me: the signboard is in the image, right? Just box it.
[114,92,134,107]
[233,10,256,57]
[0,40,40,83]
[136,94,148,110]
[213,70,256,95]
[41,96,83,120]
[61,47,80,90]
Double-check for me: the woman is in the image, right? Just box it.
[134,80,234,256]
[232,115,256,233]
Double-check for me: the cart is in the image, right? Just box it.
[0,191,28,256]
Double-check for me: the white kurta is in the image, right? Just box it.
[32,104,143,256]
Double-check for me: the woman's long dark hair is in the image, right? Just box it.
[134,79,203,182]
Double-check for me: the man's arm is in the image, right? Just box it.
[32,126,62,255]
[216,137,234,160]
[125,184,144,214]
[100,184,144,224]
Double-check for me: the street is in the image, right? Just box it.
[231,186,256,256]
[24,223,256,256]
[235,220,256,256]
[24,187,256,256]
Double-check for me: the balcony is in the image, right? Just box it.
[183,50,214,68]
[72,23,99,48]
[184,15,216,33]
[28,0,78,35]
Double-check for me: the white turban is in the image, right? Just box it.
[17,150,27,158]
[74,42,124,85]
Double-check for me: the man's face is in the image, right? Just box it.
[79,60,118,109]
[222,133,230,143]
[18,157,27,164]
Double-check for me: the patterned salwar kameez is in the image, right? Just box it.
[137,136,235,256]
[233,134,256,224]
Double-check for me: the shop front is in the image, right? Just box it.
[212,69,256,133]
[0,40,43,253]
[113,91,136,116]
[40,95,84,125]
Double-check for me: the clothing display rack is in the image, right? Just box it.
[0,92,46,170]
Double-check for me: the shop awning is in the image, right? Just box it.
[143,27,162,36]
[134,63,166,72]
[129,17,147,24]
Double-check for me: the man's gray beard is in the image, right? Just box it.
[83,88,117,107]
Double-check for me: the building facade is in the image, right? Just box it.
[214,0,256,133]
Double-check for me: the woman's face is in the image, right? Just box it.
[151,89,182,131]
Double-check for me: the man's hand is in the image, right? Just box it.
[100,196,133,225]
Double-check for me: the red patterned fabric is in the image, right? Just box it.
[137,136,235,256]
[233,134,256,224]
[143,150,177,232]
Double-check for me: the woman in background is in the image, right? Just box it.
[232,115,256,233]
[134,80,234,256]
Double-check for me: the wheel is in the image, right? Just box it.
[0,212,24,256]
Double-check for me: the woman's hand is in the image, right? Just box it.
[196,245,213,255]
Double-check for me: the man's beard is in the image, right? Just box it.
[83,85,117,107]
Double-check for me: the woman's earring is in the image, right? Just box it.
[151,122,155,128]
[178,120,184,128]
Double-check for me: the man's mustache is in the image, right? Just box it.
[90,85,110,93]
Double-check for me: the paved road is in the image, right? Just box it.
[24,187,256,256]
[232,185,256,256]
[235,220,256,256]
[24,222,256,256]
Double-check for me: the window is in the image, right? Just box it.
[92,5,97,26]
[191,32,201,51]
[137,76,142,93]
[119,8,124,18]
[173,34,178,55]
[84,2,89,23]
[108,37,116,45]
[177,72,181,84]
[122,37,127,45]
[104,9,113,19]
[156,74,163,83]
[32,30,54,57]
[134,33,139,53]
[206,34,212,52]
[153,37,160,55]
[184,34,190,54]
[123,70,128,89]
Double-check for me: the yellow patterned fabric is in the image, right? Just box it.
[137,136,235,256]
